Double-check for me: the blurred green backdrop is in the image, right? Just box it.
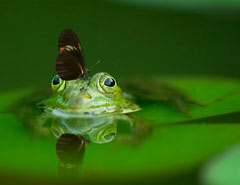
[1,1,240,184]
[1,0,240,92]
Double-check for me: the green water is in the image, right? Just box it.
[1,1,240,185]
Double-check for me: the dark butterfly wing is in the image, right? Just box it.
[56,134,86,177]
[56,29,87,80]
[58,29,79,50]
[56,134,85,164]
[58,29,86,69]
[56,46,84,80]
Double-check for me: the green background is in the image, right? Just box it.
[1,0,240,91]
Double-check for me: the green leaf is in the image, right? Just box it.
[201,143,240,185]
[134,77,240,124]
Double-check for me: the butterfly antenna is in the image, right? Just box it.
[89,60,101,71]
[84,60,100,78]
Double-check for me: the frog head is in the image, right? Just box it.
[42,72,140,117]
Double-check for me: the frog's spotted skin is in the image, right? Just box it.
[40,72,140,117]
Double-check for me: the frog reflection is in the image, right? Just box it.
[52,114,151,145]
[54,115,151,177]
[52,116,118,144]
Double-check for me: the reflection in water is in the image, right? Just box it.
[52,114,152,177]
[52,115,118,144]
[8,78,153,178]
[56,134,87,177]
[51,114,152,145]
[13,101,152,177]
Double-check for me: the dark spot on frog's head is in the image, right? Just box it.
[80,87,84,91]
[84,112,89,115]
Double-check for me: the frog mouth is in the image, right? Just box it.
[51,105,118,117]
[51,103,140,118]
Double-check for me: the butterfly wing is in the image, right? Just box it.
[56,134,85,164]
[56,47,84,80]
[56,29,86,80]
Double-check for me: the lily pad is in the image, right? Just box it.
[201,143,240,185]
[132,77,240,124]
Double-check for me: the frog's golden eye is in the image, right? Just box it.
[51,75,65,93]
[99,75,118,95]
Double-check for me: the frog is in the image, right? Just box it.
[39,72,140,118]
[32,71,152,144]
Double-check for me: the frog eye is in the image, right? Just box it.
[89,123,117,144]
[99,75,118,94]
[104,78,115,87]
[51,75,66,93]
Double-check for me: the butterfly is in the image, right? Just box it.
[56,29,89,80]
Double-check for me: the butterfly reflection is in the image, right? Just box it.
[56,133,88,177]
